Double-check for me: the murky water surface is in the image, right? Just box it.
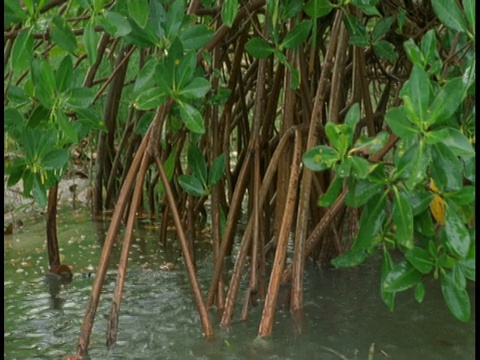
[4,208,475,359]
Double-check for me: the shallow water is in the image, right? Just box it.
[4,208,475,359]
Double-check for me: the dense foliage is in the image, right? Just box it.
[4,0,475,353]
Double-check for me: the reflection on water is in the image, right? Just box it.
[4,209,475,359]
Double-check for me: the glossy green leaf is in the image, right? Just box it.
[432,0,469,34]
[405,187,434,216]
[56,111,78,143]
[420,30,439,64]
[11,29,33,74]
[66,88,96,109]
[318,174,343,207]
[178,102,205,134]
[462,0,475,33]
[380,250,396,311]
[445,186,475,206]
[303,0,333,19]
[350,131,389,156]
[343,13,369,47]
[352,194,386,250]
[134,87,168,110]
[347,156,370,179]
[441,274,471,322]
[392,191,413,249]
[302,145,339,172]
[178,174,206,197]
[83,21,98,65]
[26,105,49,129]
[188,144,207,187]
[414,281,425,303]
[180,78,211,100]
[445,202,470,259]
[31,60,56,108]
[165,0,185,39]
[458,258,475,281]
[429,77,466,125]
[32,175,47,209]
[103,11,133,37]
[351,0,379,8]
[55,56,74,94]
[133,58,157,94]
[385,106,418,138]
[345,178,383,208]
[128,0,149,28]
[174,52,196,91]
[51,16,77,53]
[383,261,422,292]
[430,142,463,191]
[343,103,360,145]
[221,0,238,28]
[41,149,70,170]
[245,38,275,59]
[440,128,475,158]
[405,247,433,274]
[373,40,397,62]
[372,17,394,42]
[331,248,368,268]
[403,38,424,66]
[209,153,226,187]
[325,122,348,157]
[179,24,213,52]
[281,20,312,49]
[414,210,436,237]
[400,65,430,124]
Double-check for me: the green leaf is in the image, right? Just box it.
[32,175,47,209]
[345,178,383,208]
[352,194,386,250]
[303,0,333,19]
[343,13,369,47]
[350,131,389,155]
[175,52,197,91]
[180,78,211,100]
[432,0,469,34]
[11,29,33,74]
[445,186,475,206]
[347,156,370,179]
[188,144,207,187]
[420,29,439,66]
[208,153,226,187]
[318,174,343,207]
[440,128,475,158]
[134,87,168,110]
[458,258,475,281]
[4,108,26,133]
[351,0,379,8]
[405,247,433,274]
[429,77,467,124]
[281,20,311,49]
[403,38,424,66]
[55,56,74,94]
[178,102,205,134]
[325,122,348,157]
[66,88,96,109]
[392,190,413,249]
[404,187,433,216]
[178,174,207,197]
[83,21,98,65]
[445,202,470,259]
[343,102,360,145]
[371,17,394,42]
[133,58,157,94]
[430,142,463,191]
[396,141,428,189]
[414,210,436,237]
[331,248,368,268]
[400,65,430,124]
[441,274,471,322]
[103,11,133,37]
[245,37,275,59]
[463,0,475,33]
[165,0,185,39]
[179,24,214,52]
[51,16,77,53]
[385,106,419,138]
[221,0,238,28]
[32,59,56,108]
[128,0,149,28]
[302,145,340,172]
[383,261,422,292]
[56,111,78,143]
[381,250,396,311]
[41,149,70,170]
[373,40,397,62]
[134,112,154,136]
[414,281,425,303]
